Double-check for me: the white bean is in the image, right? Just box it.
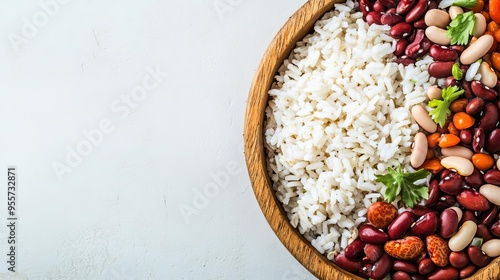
[411,133,428,168]
[441,156,474,176]
[441,146,474,160]
[479,184,500,206]
[461,35,494,65]
[482,239,500,257]
[427,85,442,100]
[449,221,477,252]
[411,105,437,133]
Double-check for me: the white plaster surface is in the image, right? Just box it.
[0,0,318,279]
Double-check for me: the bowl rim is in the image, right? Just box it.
[243,0,500,279]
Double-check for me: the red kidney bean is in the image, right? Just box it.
[484,170,500,185]
[471,81,498,100]
[411,275,426,280]
[420,38,432,56]
[449,251,469,269]
[405,0,428,22]
[388,211,415,240]
[460,129,473,145]
[480,205,498,226]
[366,11,383,25]
[477,223,494,241]
[390,22,413,39]
[432,195,455,211]
[457,189,490,211]
[473,127,485,153]
[394,39,409,57]
[441,169,452,180]
[439,172,463,195]
[465,97,485,115]
[345,239,365,259]
[381,8,403,26]
[418,258,435,275]
[428,61,454,78]
[335,253,361,273]
[397,0,417,14]
[460,210,478,224]
[393,271,412,280]
[394,260,418,273]
[459,264,477,278]
[429,45,458,61]
[370,253,392,280]
[362,256,372,264]
[465,168,485,189]
[479,103,499,133]
[405,29,425,58]
[445,76,459,87]
[411,205,437,218]
[373,0,386,12]
[427,267,458,280]
[425,179,440,207]
[413,18,427,29]
[468,246,490,267]
[411,212,439,236]
[408,30,416,42]
[395,56,417,66]
[452,45,465,54]
[359,224,388,244]
[360,0,372,17]
[485,128,500,153]
[440,208,459,238]
[379,0,397,7]
[463,80,474,99]
[364,244,384,262]
[491,221,500,237]
[358,264,372,278]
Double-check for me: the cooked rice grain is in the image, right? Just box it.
[264,0,435,257]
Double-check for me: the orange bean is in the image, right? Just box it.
[448,122,460,136]
[419,159,444,174]
[483,11,492,23]
[470,37,479,45]
[488,21,499,33]
[450,98,468,113]
[485,31,499,52]
[471,153,495,170]
[473,0,485,13]
[427,133,442,148]
[453,112,475,130]
[495,29,500,43]
[439,134,461,148]
[492,52,500,71]
[426,148,435,160]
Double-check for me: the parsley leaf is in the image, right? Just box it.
[453,0,478,7]
[452,62,463,80]
[446,11,476,45]
[375,165,430,208]
[428,86,464,127]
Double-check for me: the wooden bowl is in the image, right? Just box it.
[243,0,500,279]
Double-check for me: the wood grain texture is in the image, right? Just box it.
[243,0,500,279]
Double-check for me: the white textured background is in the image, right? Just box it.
[0,0,319,279]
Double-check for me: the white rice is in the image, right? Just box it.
[264,0,435,258]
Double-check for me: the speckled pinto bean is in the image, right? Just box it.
[440,208,459,238]
[428,61,455,78]
[471,80,498,101]
[479,103,499,133]
[429,45,458,61]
